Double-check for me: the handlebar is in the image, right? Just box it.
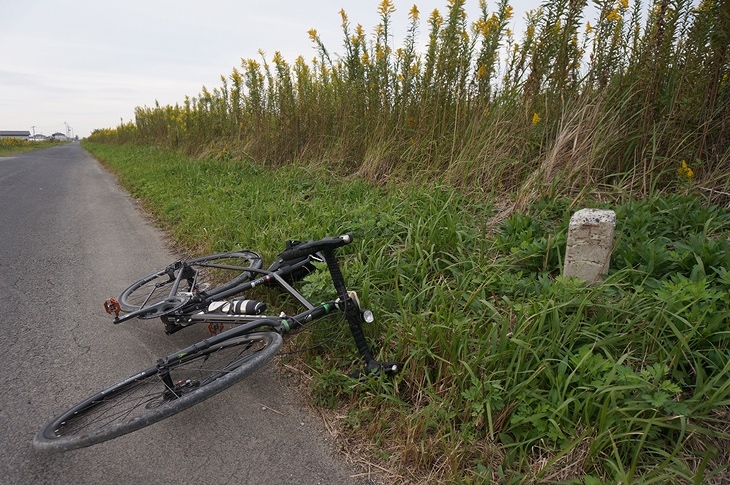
[279,234,353,261]
[279,234,399,377]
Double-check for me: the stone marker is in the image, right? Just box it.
[563,208,616,285]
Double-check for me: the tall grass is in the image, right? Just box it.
[89,0,729,202]
[86,141,730,482]
[295,192,730,483]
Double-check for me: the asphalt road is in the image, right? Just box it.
[0,143,374,485]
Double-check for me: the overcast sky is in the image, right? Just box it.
[1,0,545,138]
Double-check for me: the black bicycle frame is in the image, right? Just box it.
[126,234,398,376]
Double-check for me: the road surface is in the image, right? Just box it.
[0,143,375,484]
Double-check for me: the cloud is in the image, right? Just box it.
[2,0,547,137]
[0,69,40,88]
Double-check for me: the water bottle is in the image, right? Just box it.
[208,298,266,315]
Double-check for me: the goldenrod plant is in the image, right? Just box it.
[83,0,730,481]
[89,0,729,200]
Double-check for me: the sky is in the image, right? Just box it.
[1,0,544,138]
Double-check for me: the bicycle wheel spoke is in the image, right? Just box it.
[56,380,165,436]
[36,333,281,452]
[118,251,263,316]
[195,262,253,271]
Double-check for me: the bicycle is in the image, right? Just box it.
[33,234,398,453]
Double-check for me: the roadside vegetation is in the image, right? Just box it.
[88,0,728,204]
[83,140,730,483]
[84,0,729,482]
[0,138,60,156]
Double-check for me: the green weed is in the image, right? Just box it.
[85,141,730,483]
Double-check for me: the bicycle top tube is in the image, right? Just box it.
[210,259,317,309]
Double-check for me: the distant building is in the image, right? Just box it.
[29,134,49,142]
[51,132,68,141]
[0,130,31,141]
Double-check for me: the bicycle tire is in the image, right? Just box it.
[118,250,263,316]
[33,332,282,453]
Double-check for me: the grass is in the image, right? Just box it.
[84,140,730,483]
[77,0,730,481]
[0,139,61,156]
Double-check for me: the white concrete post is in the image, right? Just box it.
[563,209,616,285]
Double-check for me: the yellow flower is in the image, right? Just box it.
[378,0,395,16]
[230,69,242,85]
[586,21,593,34]
[677,160,694,180]
[607,9,621,22]
[430,9,443,28]
[532,112,541,125]
[409,5,419,21]
[619,0,629,9]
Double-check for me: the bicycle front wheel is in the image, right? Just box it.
[118,250,263,316]
[34,332,282,453]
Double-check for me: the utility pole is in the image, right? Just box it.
[31,126,36,136]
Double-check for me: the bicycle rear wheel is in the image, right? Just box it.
[34,331,282,453]
[118,250,263,316]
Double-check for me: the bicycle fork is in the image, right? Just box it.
[152,358,200,407]
[322,250,399,377]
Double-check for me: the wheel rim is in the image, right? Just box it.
[119,252,263,314]
[39,334,279,448]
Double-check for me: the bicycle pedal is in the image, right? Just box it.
[104,298,121,317]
